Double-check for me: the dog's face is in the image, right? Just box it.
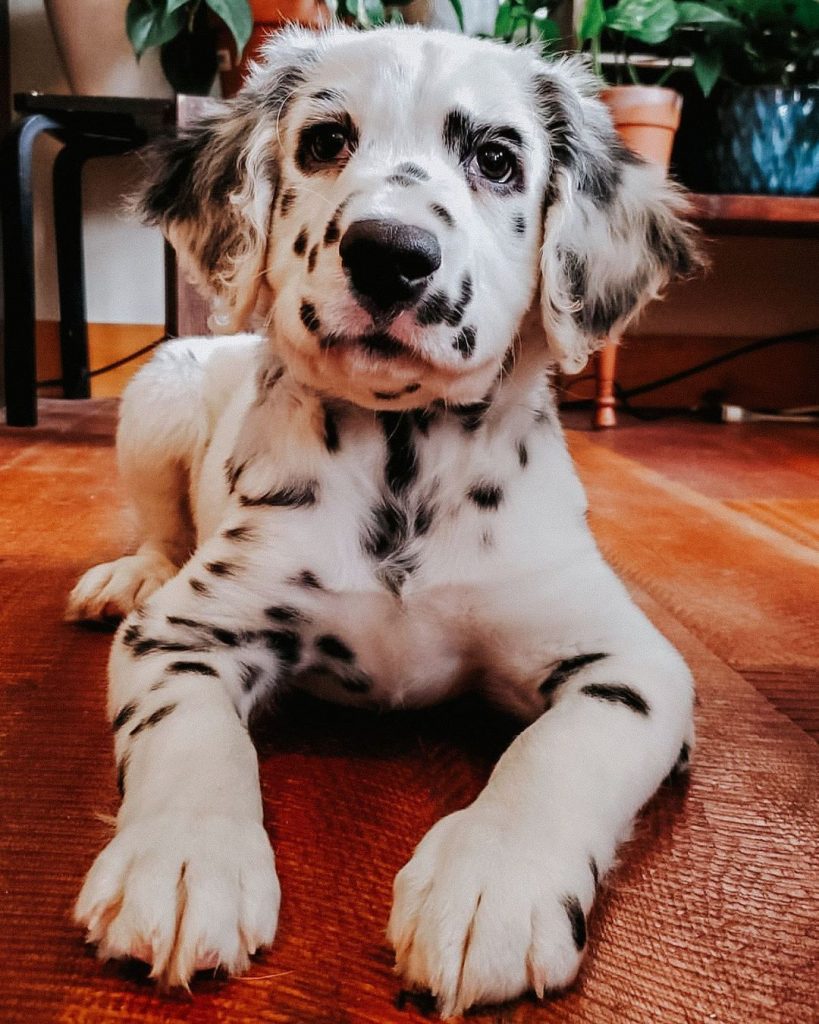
[140,27,697,409]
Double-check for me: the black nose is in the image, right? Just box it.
[340,219,441,313]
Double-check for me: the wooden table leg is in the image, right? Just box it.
[594,339,618,429]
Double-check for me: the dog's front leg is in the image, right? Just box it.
[388,571,694,1018]
[74,576,287,986]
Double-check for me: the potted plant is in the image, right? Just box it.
[676,0,819,195]
[577,0,738,168]
[125,0,254,94]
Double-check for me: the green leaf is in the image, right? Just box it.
[578,0,606,44]
[674,2,741,26]
[693,49,723,94]
[605,0,679,45]
[166,0,193,13]
[205,0,252,55]
[125,0,187,58]
[494,1,516,38]
[448,0,466,32]
[532,9,560,42]
[793,0,819,31]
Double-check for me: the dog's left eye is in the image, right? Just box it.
[474,143,517,183]
[306,123,350,163]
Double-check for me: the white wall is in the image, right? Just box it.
[10,0,165,324]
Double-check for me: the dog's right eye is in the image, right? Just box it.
[305,123,350,163]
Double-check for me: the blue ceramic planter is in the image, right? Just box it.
[707,85,819,196]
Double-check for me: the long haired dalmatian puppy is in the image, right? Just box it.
[68,25,698,1018]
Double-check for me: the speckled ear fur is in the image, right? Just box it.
[134,30,319,333]
[534,59,700,374]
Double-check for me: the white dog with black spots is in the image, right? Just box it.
[69,25,698,1018]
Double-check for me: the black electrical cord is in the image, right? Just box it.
[618,327,818,400]
[37,335,167,389]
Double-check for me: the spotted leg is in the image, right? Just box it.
[73,542,300,986]
[388,559,695,1017]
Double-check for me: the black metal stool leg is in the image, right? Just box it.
[53,144,90,399]
[1,114,61,425]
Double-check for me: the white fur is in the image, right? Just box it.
[71,27,696,1018]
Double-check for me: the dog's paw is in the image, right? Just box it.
[75,815,280,986]
[66,551,177,622]
[387,804,595,1018]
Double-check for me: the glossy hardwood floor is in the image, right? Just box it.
[0,401,816,1024]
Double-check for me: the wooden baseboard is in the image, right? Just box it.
[563,332,819,410]
[35,322,165,398]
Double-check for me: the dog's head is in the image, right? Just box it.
[138,26,697,409]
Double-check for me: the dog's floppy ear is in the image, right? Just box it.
[134,30,318,332]
[534,61,700,374]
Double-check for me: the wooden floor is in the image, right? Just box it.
[0,400,817,1024]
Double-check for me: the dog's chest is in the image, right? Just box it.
[200,374,585,709]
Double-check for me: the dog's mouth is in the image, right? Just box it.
[319,330,411,361]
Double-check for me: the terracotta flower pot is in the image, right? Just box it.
[600,85,683,170]
[45,0,172,97]
[217,0,331,98]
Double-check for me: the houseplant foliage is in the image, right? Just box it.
[667,0,818,194]
[126,0,252,92]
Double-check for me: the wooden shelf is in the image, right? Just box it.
[688,193,819,236]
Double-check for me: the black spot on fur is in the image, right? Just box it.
[280,189,296,217]
[397,162,429,181]
[452,396,492,432]
[341,674,372,694]
[590,857,599,888]
[265,604,305,624]
[310,88,342,103]
[240,662,263,692]
[205,561,238,578]
[308,244,318,273]
[167,661,219,676]
[359,333,405,359]
[293,228,308,256]
[539,652,607,699]
[129,703,178,738]
[130,637,208,657]
[517,440,529,468]
[373,390,403,401]
[512,212,526,235]
[166,616,239,646]
[300,301,321,334]
[417,291,462,328]
[316,634,355,662]
[113,702,138,732]
[404,382,421,394]
[430,203,455,228]
[240,481,318,509]
[676,741,691,770]
[386,173,418,187]
[323,404,340,453]
[122,623,142,648]
[563,895,587,950]
[534,76,579,202]
[224,457,246,494]
[453,325,476,359]
[379,412,417,495]
[443,108,476,163]
[292,569,323,590]
[467,481,504,510]
[222,524,255,542]
[117,754,128,798]
[414,501,434,536]
[189,578,211,597]
[262,629,301,665]
[412,406,440,435]
[580,683,650,716]
[324,217,340,245]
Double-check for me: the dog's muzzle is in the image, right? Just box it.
[340,219,441,314]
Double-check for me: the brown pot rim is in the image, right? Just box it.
[600,85,683,131]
